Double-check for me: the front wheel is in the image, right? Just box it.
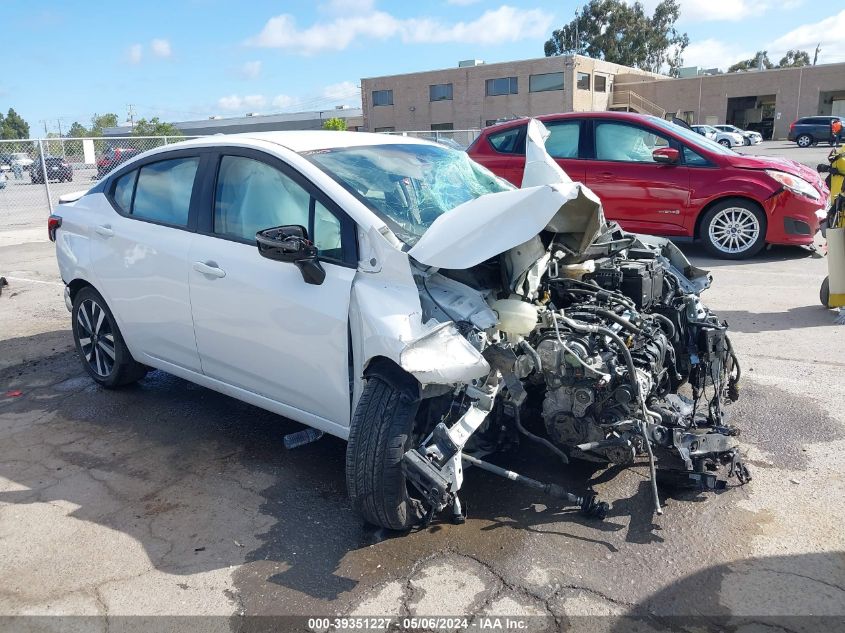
[72,286,147,388]
[743,137,751,146]
[346,373,427,531]
[718,139,731,147]
[796,134,813,148]
[700,200,767,259]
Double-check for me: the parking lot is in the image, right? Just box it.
[0,140,844,630]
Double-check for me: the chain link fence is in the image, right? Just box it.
[0,136,201,237]
[382,129,481,149]
[0,131,482,239]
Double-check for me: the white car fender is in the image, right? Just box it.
[349,224,491,409]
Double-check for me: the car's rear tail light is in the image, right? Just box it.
[48,214,62,242]
[790,122,796,131]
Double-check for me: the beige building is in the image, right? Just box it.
[617,63,845,140]
[360,55,665,133]
[361,56,845,140]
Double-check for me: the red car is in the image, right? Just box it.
[96,147,141,179]
[468,112,829,259]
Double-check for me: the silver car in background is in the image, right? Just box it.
[714,124,763,146]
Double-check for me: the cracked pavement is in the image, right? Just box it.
[1,235,844,631]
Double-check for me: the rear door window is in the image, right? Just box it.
[544,121,581,158]
[488,125,526,155]
[132,157,199,227]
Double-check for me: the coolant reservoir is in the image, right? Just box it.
[491,299,539,336]
[558,259,595,279]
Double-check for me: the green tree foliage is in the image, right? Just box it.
[544,0,689,76]
[67,122,89,137]
[322,117,347,131]
[778,49,811,68]
[727,51,773,72]
[0,108,31,139]
[728,49,811,72]
[89,113,119,137]
[131,117,183,137]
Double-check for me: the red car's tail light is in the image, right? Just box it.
[48,214,62,242]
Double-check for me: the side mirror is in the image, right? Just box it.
[256,225,326,286]
[653,147,680,165]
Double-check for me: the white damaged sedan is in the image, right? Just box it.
[51,123,749,531]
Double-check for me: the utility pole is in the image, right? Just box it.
[574,8,580,55]
[127,104,136,129]
[813,43,821,66]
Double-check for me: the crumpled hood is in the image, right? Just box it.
[731,154,826,190]
[407,182,604,270]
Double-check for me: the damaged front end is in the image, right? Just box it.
[395,121,749,525]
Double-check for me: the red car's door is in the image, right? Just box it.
[585,120,690,236]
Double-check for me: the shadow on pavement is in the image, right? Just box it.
[607,552,845,632]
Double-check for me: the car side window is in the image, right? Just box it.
[132,158,199,227]
[113,170,137,213]
[214,156,310,242]
[488,126,526,155]
[682,146,712,167]
[595,122,669,163]
[544,121,581,158]
[213,155,346,260]
[313,200,343,259]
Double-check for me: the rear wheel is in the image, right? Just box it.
[71,286,147,388]
[700,199,767,260]
[796,134,813,148]
[821,277,830,307]
[346,371,427,531]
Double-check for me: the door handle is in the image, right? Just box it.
[95,224,114,238]
[193,261,226,279]
[596,171,614,181]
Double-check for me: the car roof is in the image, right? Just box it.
[480,110,674,135]
[164,130,432,154]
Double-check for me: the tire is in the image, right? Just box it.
[346,373,426,531]
[700,199,767,260]
[821,277,830,307]
[718,139,731,147]
[71,286,147,388]
[743,137,751,146]
[796,134,813,148]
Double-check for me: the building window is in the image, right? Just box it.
[372,90,393,106]
[431,123,454,131]
[373,127,395,133]
[486,77,518,96]
[594,75,607,92]
[681,111,695,124]
[529,72,564,93]
[429,83,453,102]
[576,72,591,91]
[485,120,499,127]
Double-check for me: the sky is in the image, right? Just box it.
[2,0,844,134]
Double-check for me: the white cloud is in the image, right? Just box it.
[217,94,267,111]
[127,44,143,64]
[271,94,298,109]
[322,80,360,103]
[403,6,551,44]
[681,38,752,70]
[240,60,262,79]
[246,5,552,54]
[320,0,375,14]
[767,9,845,63]
[150,38,172,58]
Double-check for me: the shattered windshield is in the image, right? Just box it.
[304,143,513,245]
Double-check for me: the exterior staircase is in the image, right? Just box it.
[609,90,666,118]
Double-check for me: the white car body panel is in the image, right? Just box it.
[53,130,603,439]
[188,233,356,427]
[87,195,202,372]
